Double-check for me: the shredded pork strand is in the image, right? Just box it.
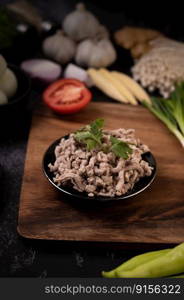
[48,129,153,197]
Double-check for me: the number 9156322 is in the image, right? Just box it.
[135,284,181,295]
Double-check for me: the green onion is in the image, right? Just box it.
[143,83,184,147]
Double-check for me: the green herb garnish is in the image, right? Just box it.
[74,118,104,151]
[74,118,132,159]
[143,83,184,147]
[110,136,133,159]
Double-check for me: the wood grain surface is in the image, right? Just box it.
[18,101,184,244]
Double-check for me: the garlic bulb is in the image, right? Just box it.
[62,3,100,41]
[97,25,109,39]
[0,68,17,98]
[0,55,7,77]
[75,38,117,68]
[43,30,76,64]
[0,90,8,105]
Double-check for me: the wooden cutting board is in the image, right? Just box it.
[18,101,184,244]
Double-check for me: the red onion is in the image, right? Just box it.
[21,59,62,84]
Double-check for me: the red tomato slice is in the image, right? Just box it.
[43,79,92,114]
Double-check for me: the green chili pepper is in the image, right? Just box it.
[170,274,184,278]
[116,243,184,278]
[102,249,170,278]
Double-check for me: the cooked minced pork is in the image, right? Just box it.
[48,128,153,197]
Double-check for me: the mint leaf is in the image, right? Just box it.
[110,136,133,159]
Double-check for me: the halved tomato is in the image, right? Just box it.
[43,79,92,114]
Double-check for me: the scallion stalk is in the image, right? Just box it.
[143,84,184,148]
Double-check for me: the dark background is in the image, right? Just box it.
[0,0,182,277]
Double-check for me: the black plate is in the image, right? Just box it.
[43,136,157,203]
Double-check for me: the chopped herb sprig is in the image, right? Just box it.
[110,136,133,159]
[74,118,104,151]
